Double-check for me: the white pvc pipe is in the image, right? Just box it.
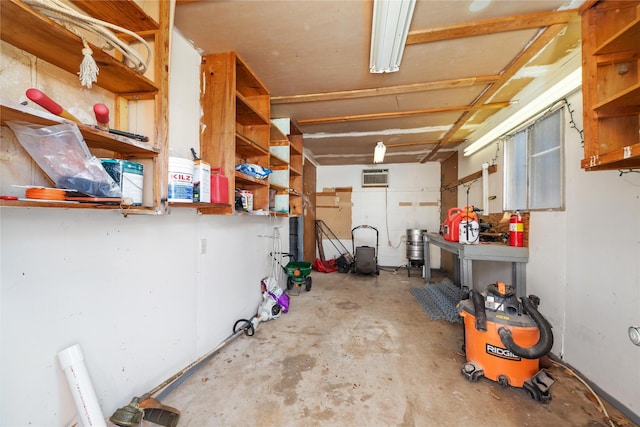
[482,163,489,213]
[57,344,106,427]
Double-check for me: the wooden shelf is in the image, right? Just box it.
[69,0,159,32]
[594,8,640,55]
[200,52,271,214]
[270,123,289,144]
[236,132,269,158]
[269,182,288,192]
[236,93,269,126]
[270,152,288,167]
[1,101,159,157]
[169,201,230,208]
[593,82,640,112]
[0,0,158,95]
[235,171,269,187]
[0,199,158,212]
[581,141,640,170]
[581,0,640,170]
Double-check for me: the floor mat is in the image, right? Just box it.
[410,279,464,323]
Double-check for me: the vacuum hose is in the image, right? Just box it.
[498,295,553,359]
[470,290,487,332]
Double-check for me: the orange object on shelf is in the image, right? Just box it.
[25,187,66,200]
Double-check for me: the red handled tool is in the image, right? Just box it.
[24,89,149,142]
[92,103,149,142]
[93,103,110,129]
[26,88,81,123]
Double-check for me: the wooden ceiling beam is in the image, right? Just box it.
[271,75,500,104]
[297,101,510,125]
[420,23,568,163]
[386,139,465,148]
[407,9,579,45]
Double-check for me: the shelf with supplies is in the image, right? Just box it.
[580,0,640,170]
[1,102,159,157]
[200,51,271,215]
[268,119,304,216]
[0,0,158,96]
[288,123,304,216]
[0,0,170,212]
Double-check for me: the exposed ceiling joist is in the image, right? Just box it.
[387,139,465,148]
[420,22,569,163]
[271,75,501,104]
[298,101,510,125]
[407,9,579,45]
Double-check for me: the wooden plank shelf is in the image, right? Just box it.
[581,0,640,171]
[236,132,269,158]
[270,152,288,167]
[169,202,230,208]
[0,0,158,95]
[1,101,159,157]
[593,82,640,112]
[269,182,288,192]
[69,0,159,32]
[0,199,158,212]
[235,171,269,186]
[581,141,640,170]
[594,8,640,55]
[236,93,269,126]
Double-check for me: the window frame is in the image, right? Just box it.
[503,106,565,212]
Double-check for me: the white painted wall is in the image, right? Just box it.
[459,90,640,419]
[316,163,441,268]
[0,29,288,426]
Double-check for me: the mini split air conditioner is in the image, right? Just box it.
[362,169,389,187]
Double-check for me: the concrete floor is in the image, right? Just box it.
[158,269,634,427]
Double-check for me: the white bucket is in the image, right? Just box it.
[168,157,194,202]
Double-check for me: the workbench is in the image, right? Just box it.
[423,232,529,297]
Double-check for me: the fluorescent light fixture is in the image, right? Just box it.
[370,0,416,73]
[463,66,582,156]
[373,141,387,163]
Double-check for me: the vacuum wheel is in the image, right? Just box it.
[287,277,294,290]
[305,276,312,291]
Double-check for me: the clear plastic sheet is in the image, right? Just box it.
[6,121,121,198]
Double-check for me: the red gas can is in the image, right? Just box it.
[443,207,464,242]
[210,168,229,204]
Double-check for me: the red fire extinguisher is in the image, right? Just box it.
[509,211,524,247]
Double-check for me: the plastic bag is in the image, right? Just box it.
[6,121,121,197]
[261,276,289,313]
[235,163,271,179]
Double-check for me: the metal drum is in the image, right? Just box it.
[406,229,427,276]
[406,229,427,261]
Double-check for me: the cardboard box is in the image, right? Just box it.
[101,159,144,205]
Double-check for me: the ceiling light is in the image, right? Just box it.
[373,141,387,163]
[369,0,416,73]
[464,66,582,156]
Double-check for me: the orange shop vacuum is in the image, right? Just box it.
[457,282,555,402]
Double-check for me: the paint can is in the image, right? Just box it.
[168,157,193,203]
[101,159,144,205]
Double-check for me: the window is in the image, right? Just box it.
[503,108,564,210]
